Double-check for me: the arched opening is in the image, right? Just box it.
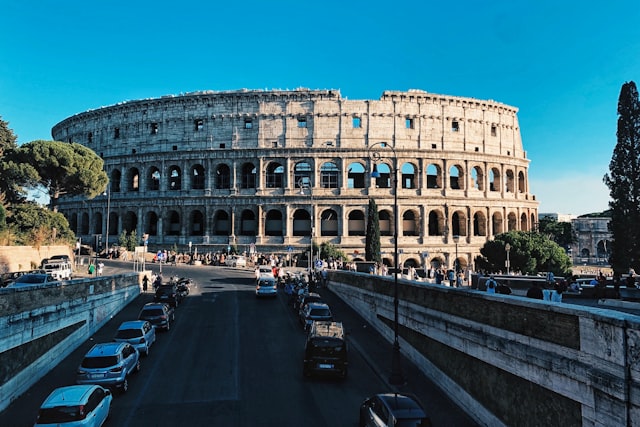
[293,208,310,236]
[426,164,442,189]
[127,168,139,192]
[167,210,180,236]
[347,162,365,189]
[215,164,231,189]
[241,162,256,189]
[400,162,416,189]
[240,209,257,236]
[320,209,338,236]
[169,166,181,191]
[265,162,284,188]
[190,210,204,236]
[265,209,283,236]
[191,164,205,190]
[148,167,161,191]
[213,210,230,235]
[402,210,418,236]
[347,210,365,236]
[320,162,339,189]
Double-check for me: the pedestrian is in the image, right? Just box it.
[87,262,95,275]
[142,275,149,293]
[485,275,497,293]
[526,282,544,299]
[448,269,455,287]
[97,262,104,276]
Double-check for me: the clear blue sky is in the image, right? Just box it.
[2,0,639,215]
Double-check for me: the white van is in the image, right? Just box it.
[42,260,73,280]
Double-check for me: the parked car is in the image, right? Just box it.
[8,273,58,287]
[303,321,348,378]
[154,283,181,307]
[76,342,140,393]
[299,302,333,331]
[114,320,156,357]
[35,384,112,427]
[359,393,431,427]
[297,292,324,317]
[138,302,175,331]
[256,276,278,298]
[225,255,247,267]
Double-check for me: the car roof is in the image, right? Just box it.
[86,342,126,356]
[377,393,427,419]
[118,320,147,329]
[14,274,53,283]
[142,302,167,309]
[40,385,99,407]
[307,302,330,309]
[310,321,344,338]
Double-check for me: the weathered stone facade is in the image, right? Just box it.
[52,88,538,269]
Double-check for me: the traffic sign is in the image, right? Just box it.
[315,260,323,269]
[288,246,293,252]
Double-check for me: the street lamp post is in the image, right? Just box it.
[369,141,404,386]
[505,243,511,275]
[298,178,313,276]
[453,235,460,275]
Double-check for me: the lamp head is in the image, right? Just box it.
[371,164,381,178]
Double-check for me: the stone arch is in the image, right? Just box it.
[265,162,284,188]
[373,163,392,189]
[69,213,78,234]
[379,209,392,236]
[347,162,366,189]
[292,208,310,236]
[492,212,503,235]
[111,169,121,192]
[520,212,528,231]
[81,212,89,235]
[505,169,515,193]
[489,167,500,192]
[191,164,206,190]
[347,209,366,236]
[240,209,257,236]
[148,167,161,191]
[426,163,442,189]
[127,167,139,192]
[518,171,526,193]
[449,164,464,190]
[428,209,445,236]
[320,162,339,189]
[473,210,487,236]
[507,212,517,231]
[320,208,338,236]
[265,209,283,236]
[240,162,256,189]
[93,212,102,235]
[400,162,417,189]
[190,209,204,236]
[294,161,313,187]
[451,210,467,236]
[169,165,182,191]
[123,211,137,234]
[215,164,230,189]
[167,210,180,236]
[402,209,419,236]
[145,211,159,236]
[471,166,484,191]
[213,209,230,235]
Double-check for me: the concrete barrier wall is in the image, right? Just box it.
[0,273,141,412]
[328,270,640,427]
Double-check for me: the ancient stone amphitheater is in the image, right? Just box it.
[52,88,538,270]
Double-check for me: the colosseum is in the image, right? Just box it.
[52,88,538,271]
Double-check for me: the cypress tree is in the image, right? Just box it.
[604,81,640,273]
[365,198,381,262]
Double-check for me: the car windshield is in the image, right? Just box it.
[259,281,274,287]
[38,406,84,423]
[15,275,46,283]
[310,308,331,317]
[396,419,427,427]
[141,308,164,317]
[81,356,118,368]
[116,329,142,339]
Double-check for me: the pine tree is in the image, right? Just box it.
[604,81,640,273]
[365,198,381,262]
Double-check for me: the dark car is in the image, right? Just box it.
[359,393,431,427]
[299,302,333,331]
[154,284,181,308]
[297,292,324,317]
[138,302,175,331]
[303,321,348,379]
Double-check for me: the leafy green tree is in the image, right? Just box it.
[127,230,138,252]
[14,140,108,211]
[365,198,381,262]
[0,116,17,155]
[319,242,347,261]
[118,230,128,249]
[0,117,32,203]
[6,202,75,246]
[474,231,571,276]
[538,217,576,250]
[604,81,640,274]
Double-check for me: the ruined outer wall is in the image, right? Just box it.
[0,273,141,412]
[328,270,640,427]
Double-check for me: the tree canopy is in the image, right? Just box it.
[5,202,75,246]
[474,231,572,276]
[604,81,640,274]
[15,140,108,211]
[537,217,576,250]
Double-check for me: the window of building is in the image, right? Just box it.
[151,123,158,134]
[271,141,278,148]
[452,121,459,132]
[297,117,307,128]
[320,162,339,189]
[114,128,120,139]
[194,119,204,131]
[491,125,497,137]
[244,119,253,129]
[406,118,414,129]
[88,132,93,143]
[352,117,361,128]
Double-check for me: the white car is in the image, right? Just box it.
[35,384,112,426]
[225,255,247,267]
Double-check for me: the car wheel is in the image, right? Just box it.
[121,378,128,394]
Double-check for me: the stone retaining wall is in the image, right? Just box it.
[328,270,640,427]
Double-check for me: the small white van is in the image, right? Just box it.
[42,260,73,280]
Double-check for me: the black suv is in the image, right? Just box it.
[154,284,181,308]
[303,321,348,379]
[359,393,431,427]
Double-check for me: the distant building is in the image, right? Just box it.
[538,213,577,223]
[571,216,611,267]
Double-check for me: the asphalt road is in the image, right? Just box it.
[1,261,477,427]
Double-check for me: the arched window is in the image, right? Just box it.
[400,163,416,189]
[379,210,392,236]
[373,163,391,189]
[215,164,231,189]
[471,166,484,191]
[320,162,339,189]
[348,210,365,236]
[240,209,257,236]
[148,167,161,191]
[167,210,180,235]
[190,210,204,235]
[213,210,230,235]
[449,165,463,190]
[426,164,441,189]
[93,212,102,235]
[241,162,256,189]
[293,209,311,236]
[294,162,313,187]
[81,213,89,235]
[347,162,365,189]
[489,168,500,192]
[123,211,137,234]
[146,211,159,236]
[320,209,338,236]
[111,170,121,192]
[266,162,284,188]
[402,210,418,236]
[191,165,205,190]
[265,209,283,236]
[127,168,139,192]
[169,166,181,191]
[518,171,526,193]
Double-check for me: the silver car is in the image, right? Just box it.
[76,342,140,393]
[114,320,156,357]
[256,277,278,298]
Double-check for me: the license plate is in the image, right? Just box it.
[89,373,105,379]
[318,364,334,369]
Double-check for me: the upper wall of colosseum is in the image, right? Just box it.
[51,89,525,161]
